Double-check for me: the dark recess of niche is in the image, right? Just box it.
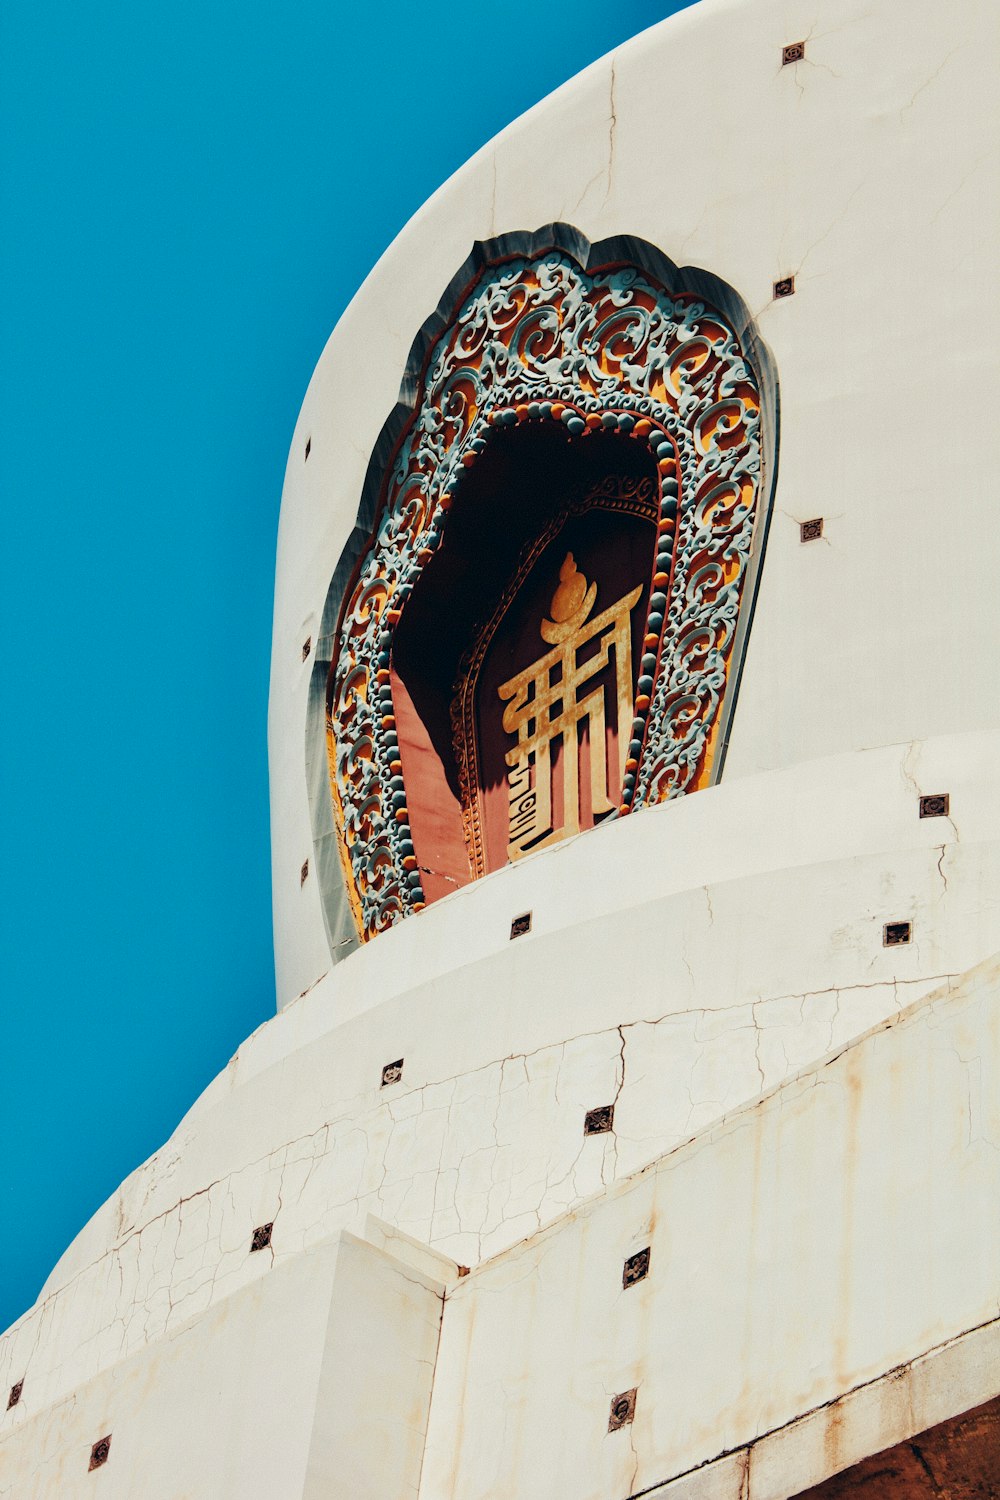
[391,421,658,800]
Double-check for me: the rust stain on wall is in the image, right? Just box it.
[793,1392,1000,1498]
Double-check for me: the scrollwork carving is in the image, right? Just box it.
[327,245,769,941]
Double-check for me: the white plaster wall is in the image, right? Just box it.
[418,958,1000,1499]
[270,0,1000,1006]
[3,730,998,1424]
[3,962,995,1498]
[628,1316,1000,1498]
[0,1228,444,1500]
[3,0,999,1491]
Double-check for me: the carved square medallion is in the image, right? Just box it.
[584,1105,615,1136]
[89,1435,111,1470]
[608,1388,637,1431]
[622,1247,651,1288]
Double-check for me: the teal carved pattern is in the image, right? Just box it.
[322,230,776,943]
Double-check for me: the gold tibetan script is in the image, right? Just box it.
[497,553,641,861]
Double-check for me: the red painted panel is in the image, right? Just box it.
[389,669,472,905]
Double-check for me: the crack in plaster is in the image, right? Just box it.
[931,150,993,225]
[603,56,618,206]
[900,45,964,116]
[0,966,969,1416]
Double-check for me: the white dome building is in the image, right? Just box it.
[2,0,999,1494]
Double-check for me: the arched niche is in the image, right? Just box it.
[309,226,778,949]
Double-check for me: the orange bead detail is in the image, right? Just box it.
[653,571,670,589]
[635,693,651,712]
[634,419,652,437]
[585,413,602,430]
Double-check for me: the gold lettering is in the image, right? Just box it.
[497,553,641,861]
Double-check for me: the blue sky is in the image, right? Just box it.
[0,0,693,1334]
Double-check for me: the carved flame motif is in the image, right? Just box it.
[498,555,640,860]
[326,247,768,941]
[540,553,596,643]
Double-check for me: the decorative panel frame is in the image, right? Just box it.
[307,225,779,952]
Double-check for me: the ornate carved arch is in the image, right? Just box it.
[310,226,778,947]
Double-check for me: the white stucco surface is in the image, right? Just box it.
[0,1229,444,1500]
[418,958,1000,1498]
[2,733,996,1429]
[269,0,1000,1008]
[3,0,999,1493]
[2,961,997,1498]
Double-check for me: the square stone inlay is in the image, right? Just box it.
[622,1247,651,1288]
[584,1105,615,1136]
[608,1388,637,1432]
[89,1436,112,1470]
[250,1222,273,1253]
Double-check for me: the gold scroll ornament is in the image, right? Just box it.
[497,553,641,861]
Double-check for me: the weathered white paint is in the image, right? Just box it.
[418,959,1000,1499]
[635,1317,1000,1499]
[270,0,1000,1010]
[2,964,997,1498]
[3,730,996,1428]
[0,1228,444,1500]
[2,0,998,1494]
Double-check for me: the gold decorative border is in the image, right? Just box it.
[318,238,774,944]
